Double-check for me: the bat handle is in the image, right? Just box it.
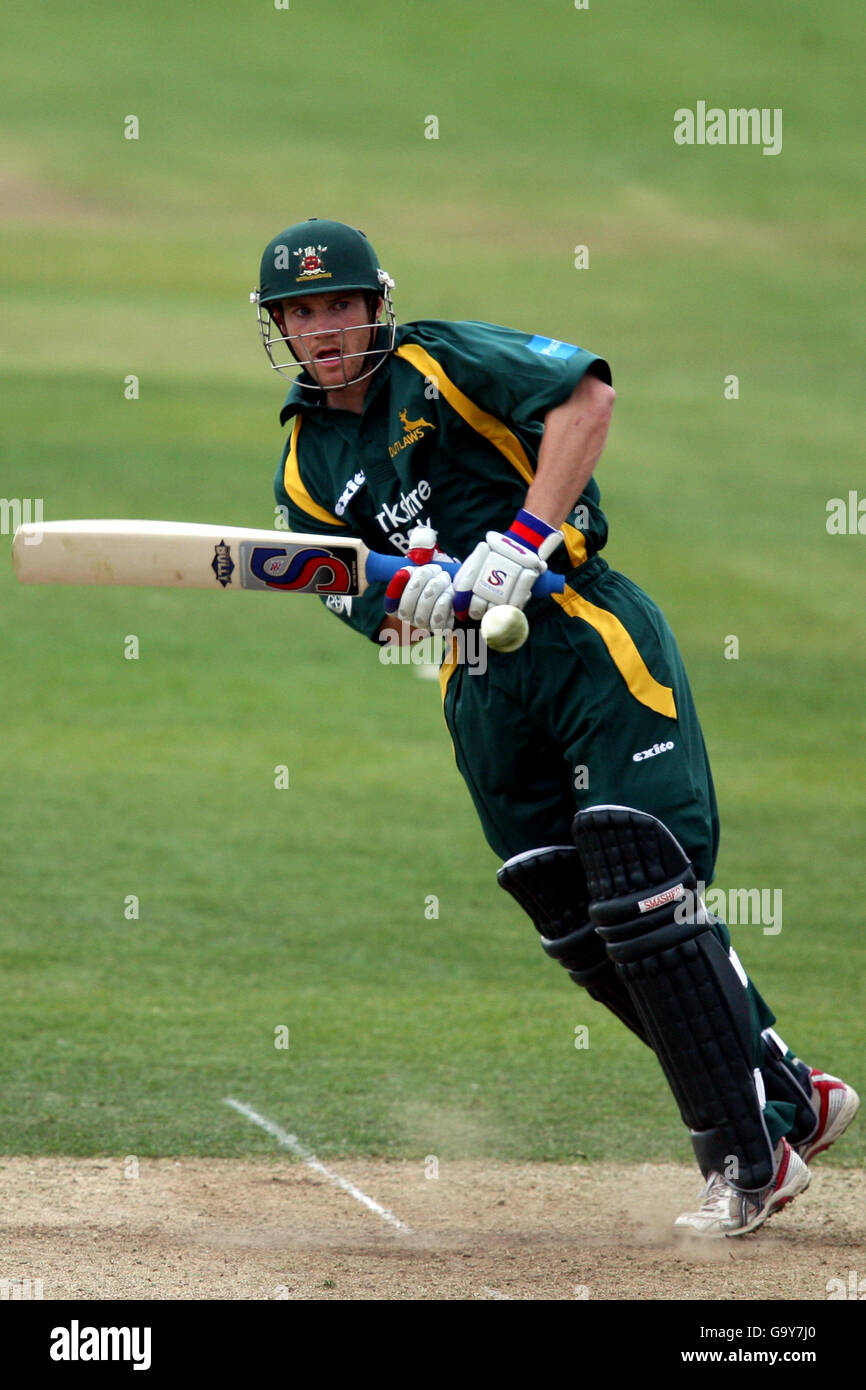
[365,551,565,598]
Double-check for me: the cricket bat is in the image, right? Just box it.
[11,519,566,598]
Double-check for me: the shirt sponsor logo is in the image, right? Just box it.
[632,740,675,762]
[526,334,581,359]
[638,883,685,914]
[375,479,432,533]
[389,408,436,458]
[334,469,366,517]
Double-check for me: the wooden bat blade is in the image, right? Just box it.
[11,519,567,602]
[12,520,370,596]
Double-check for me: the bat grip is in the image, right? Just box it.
[365,551,565,598]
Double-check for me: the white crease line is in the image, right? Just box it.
[223,1097,412,1234]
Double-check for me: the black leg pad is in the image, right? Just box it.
[497,845,651,1042]
[573,805,776,1190]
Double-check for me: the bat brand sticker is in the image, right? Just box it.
[240,543,359,594]
[212,541,234,587]
[261,554,291,579]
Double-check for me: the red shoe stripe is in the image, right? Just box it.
[816,1081,831,1135]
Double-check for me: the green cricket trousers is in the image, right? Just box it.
[440,554,799,1145]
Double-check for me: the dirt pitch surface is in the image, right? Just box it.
[2,1157,863,1301]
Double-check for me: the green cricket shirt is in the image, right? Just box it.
[272,319,612,640]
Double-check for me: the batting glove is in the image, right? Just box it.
[452,509,563,620]
[383,526,456,633]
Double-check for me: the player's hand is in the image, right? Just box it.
[452,510,563,620]
[382,526,456,633]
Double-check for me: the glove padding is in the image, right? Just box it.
[392,563,455,632]
[382,525,455,633]
[453,528,562,620]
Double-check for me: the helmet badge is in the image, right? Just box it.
[294,244,330,281]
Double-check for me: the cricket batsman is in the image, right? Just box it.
[251,217,858,1236]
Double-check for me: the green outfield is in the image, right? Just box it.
[0,0,862,1164]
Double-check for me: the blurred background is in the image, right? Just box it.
[0,0,862,1162]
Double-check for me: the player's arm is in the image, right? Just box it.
[451,373,615,621]
[378,612,414,645]
[392,321,614,621]
[383,374,616,633]
[523,371,616,529]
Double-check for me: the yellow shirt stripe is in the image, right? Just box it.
[561,522,588,568]
[553,585,677,719]
[283,416,347,529]
[395,343,535,486]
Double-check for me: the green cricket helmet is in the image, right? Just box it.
[251,217,396,389]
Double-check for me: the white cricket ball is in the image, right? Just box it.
[480,604,530,653]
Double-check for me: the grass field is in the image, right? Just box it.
[1,0,863,1172]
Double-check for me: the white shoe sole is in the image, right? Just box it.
[674,1146,811,1239]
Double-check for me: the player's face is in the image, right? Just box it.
[277,291,377,389]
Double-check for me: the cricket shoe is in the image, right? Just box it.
[796,1068,860,1164]
[673,1139,810,1239]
